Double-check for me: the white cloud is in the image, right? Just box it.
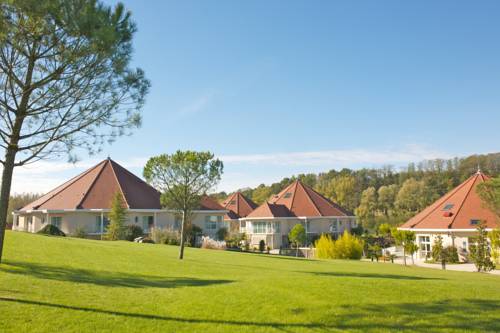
[178,92,215,115]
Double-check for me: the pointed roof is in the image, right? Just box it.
[221,192,258,220]
[21,158,161,211]
[199,196,225,211]
[400,171,499,230]
[246,181,352,218]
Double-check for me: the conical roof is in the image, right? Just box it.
[246,181,351,218]
[221,192,258,219]
[400,171,499,230]
[20,158,161,211]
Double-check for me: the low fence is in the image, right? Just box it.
[280,247,316,258]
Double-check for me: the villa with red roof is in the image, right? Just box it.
[239,181,356,249]
[12,158,227,238]
[399,170,499,261]
[221,192,258,232]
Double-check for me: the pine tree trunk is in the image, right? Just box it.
[178,210,186,260]
[0,147,17,264]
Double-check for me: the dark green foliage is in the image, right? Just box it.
[216,227,228,241]
[443,246,459,264]
[124,225,143,241]
[37,224,65,237]
[7,193,40,227]
[258,240,266,253]
[186,224,202,247]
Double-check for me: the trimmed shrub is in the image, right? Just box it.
[443,246,459,263]
[315,234,335,259]
[150,227,180,245]
[124,225,144,241]
[73,226,87,239]
[37,224,65,237]
[216,227,229,241]
[259,239,266,253]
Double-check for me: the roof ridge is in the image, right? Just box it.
[408,173,477,228]
[298,181,322,216]
[75,160,109,209]
[32,160,106,209]
[448,173,482,229]
[108,159,130,209]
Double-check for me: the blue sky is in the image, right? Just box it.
[12,0,500,194]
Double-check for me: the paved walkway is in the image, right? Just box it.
[390,258,500,275]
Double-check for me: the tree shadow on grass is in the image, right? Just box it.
[305,271,446,281]
[0,260,233,289]
[0,297,499,332]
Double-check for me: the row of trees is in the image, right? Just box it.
[215,153,500,232]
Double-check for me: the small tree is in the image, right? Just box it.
[392,229,415,266]
[407,243,419,265]
[105,192,127,241]
[143,151,223,260]
[489,229,500,264]
[289,224,306,257]
[470,222,496,272]
[432,235,446,269]
[216,227,229,241]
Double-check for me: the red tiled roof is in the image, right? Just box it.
[20,158,225,212]
[399,171,499,230]
[199,196,225,211]
[21,158,161,211]
[246,181,351,218]
[221,192,258,220]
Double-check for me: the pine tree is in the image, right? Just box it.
[106,192,127,241]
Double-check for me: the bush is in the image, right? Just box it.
[315,234,335,259]
[201,236,226,250]
[216,227,229,241]
[73,226,87,238]
[124,225,144,241]
[37,224,65,237]
[150,227,180,245]
[332,231,363,260]
[186,224,202,246]
[443,246,459,263]
[259,239,266,253]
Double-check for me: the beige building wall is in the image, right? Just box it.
[413,231,476,262]
[13,210,227,238]
[244,217,357,250]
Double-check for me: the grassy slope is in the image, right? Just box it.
[0,231,499,333]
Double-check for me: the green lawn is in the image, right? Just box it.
[0,231,499,332]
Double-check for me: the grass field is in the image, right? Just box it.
[0,231,499,332]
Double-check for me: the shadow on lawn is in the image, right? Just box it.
[0,297,498,332]
[306,271,445,281]
[0,260,233,289]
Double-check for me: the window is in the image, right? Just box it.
[95,215,109,233]
[419,236,431,255]
[252,222,267,234]
[205,216,219,230]
[142,216,154,231]
[51,216,62,229]
[470,219,480,226]
[443,204,454,211]
[174,215,181,230]
[283,192,292,199]
[251,222,280,234]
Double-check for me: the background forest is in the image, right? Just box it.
[214,152,500,231]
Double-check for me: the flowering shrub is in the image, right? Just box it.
[150,227,180,245]
[201,236,226,250]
